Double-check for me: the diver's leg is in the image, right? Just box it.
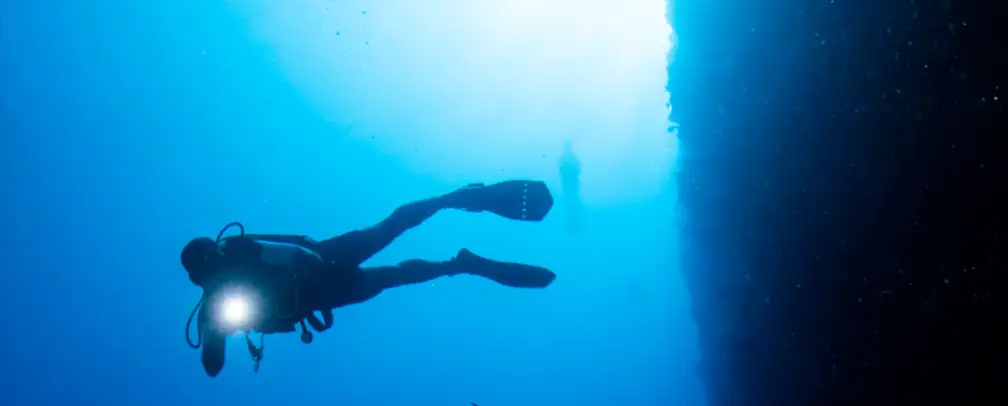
[364,251,556,290]
[322,252,556,306]
[364,259,463,290]
[309,262,455,309]
[314,182,535,266]
[314,195,452,267]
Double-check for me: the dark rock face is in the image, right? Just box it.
[667,1,1005,405]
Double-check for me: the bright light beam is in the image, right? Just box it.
[221,296,250,327]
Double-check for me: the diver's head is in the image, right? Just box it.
[181,237,223,286]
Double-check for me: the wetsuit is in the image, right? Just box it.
[195,188,556,377]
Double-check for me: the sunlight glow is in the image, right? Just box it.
[245,0,675,203]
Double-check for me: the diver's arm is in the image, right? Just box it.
[198,305,227,377]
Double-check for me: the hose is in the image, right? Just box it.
[185,294,205,349]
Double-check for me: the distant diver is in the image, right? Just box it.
[558,138,583,232]
[180,180,557,377]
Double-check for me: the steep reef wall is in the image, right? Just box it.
[668,1,1005,405]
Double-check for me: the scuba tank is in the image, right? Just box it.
[234,233,336,340]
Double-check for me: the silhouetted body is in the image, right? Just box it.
[559,139,583,232]
[181,181,556,377]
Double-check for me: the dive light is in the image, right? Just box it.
[211,285,263,332]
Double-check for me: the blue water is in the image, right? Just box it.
[0,1,701,405]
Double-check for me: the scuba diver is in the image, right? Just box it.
[558,138,583,232]
[181,180,557,377]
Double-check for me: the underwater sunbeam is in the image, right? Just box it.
[247,0,674,202]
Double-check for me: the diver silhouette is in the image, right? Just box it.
[559,138,583,232]
[180,180,557,377]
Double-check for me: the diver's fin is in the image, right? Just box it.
[446,180,554,222]
[454,249,556,288]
